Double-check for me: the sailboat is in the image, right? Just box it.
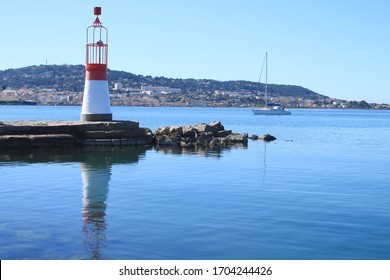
[252,52,291,115]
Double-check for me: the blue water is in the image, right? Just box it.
[1,106,390,259]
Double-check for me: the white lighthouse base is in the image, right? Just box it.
[81,80,112,121]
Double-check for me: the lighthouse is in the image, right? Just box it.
[81,7,112,122]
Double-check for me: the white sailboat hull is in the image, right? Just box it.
[252,107,291,115]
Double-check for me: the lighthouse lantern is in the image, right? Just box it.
[94,7,101,16]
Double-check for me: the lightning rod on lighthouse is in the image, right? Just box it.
[81,6,112,121]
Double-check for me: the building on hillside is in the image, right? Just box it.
[141,86,181,96]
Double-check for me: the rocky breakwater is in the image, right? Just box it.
[153,121,250,148]
[0,120,153,149]
[0,120,276,150]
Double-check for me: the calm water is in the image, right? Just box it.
[1,106,390,260]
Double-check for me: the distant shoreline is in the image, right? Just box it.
[0,100,37,106]
[0,102,389,110]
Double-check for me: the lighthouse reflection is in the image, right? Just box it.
[78,147,146,259]
[81,161,111,260]
[0,145,245,259]
[0,146,148,259]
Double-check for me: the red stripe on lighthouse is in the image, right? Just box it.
[86,64,107,80]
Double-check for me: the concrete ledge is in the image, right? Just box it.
[0,134,77,149]
[81,137,150,147]
[0,120,152,149]
[0,120,139,134]
[81,128,147,139]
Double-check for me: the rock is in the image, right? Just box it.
[180,139,195,148]
[154,126,170,135]
[159,138,178,146]
[196,132,214,146]
[182,125,192,134]
[183,129,197,141]
[249,134,259,140]
[217,130,232,137]
[209,121,225,132]
[209,137,221,147]
[223,133,248,144]
[182,126,197,140]
[194,123,217,134]
[154,134,177,146]
[169,125,183,135]
[145,128,153,135]
[260,134,277,142]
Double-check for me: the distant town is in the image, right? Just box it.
[1,64,389,109]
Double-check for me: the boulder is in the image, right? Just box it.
[154,134,179,146]
[209,121,225,132]
[260,134,277,142]
[223,133,248,144]
[169,125,183,135]
[249,134,259,140]
[154,126,170,135]
[159,138,178,146]
[209,137,221,147]
[196,132,214,146]
[145,128,153,135]
[182,126,198,140]
[180,138,195,148]
[217,130,232,137]
[194,123,217,134]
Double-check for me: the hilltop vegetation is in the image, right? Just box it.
[2,64,388,109]
[0,64,325,100]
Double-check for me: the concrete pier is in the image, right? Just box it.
[0,120,153,149]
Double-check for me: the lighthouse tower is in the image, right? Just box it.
[81,7,112,122]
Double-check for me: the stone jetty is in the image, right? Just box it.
[0,120,153,149]
[0,120,276,150]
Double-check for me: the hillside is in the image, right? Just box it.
[0,64,326,100]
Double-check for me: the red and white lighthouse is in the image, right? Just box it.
[81,7,112,121]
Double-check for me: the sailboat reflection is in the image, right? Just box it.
[261,141,268,188]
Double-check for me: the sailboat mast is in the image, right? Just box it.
[265,52,268,107]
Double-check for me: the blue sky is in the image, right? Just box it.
[1,0,389,103]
